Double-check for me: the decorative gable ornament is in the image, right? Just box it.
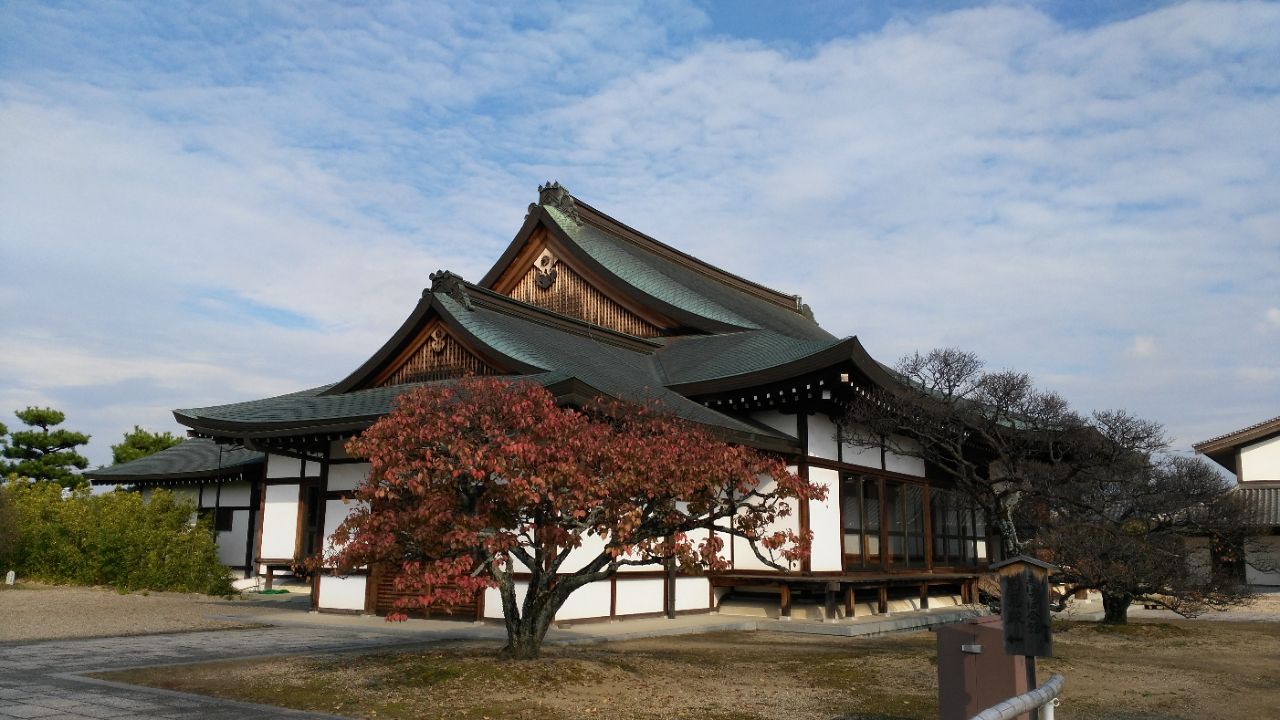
[534,248,559,290]
[429,270,473,310]
[427,327,447,354]
[538,181,582,226]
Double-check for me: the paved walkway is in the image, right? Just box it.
[0,607,976,719]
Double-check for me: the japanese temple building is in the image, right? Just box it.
[90,183,988,621]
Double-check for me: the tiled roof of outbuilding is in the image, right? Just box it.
[85,438,262,484]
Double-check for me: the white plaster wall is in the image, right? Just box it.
[483,581,529,619]
[318,574,367,611]
[216,509,250,566]
[266,454,302,479]
[327,463,370,492]
[302,458,322,477]
[615,577,665,615]
[675,576,710,611]
[807,414,840,461]
[1241,435,1280,482]
[841,422,883,469]
[260,484,299,558]
[322,498,364,556]
[750,410,796,438]
[217,481,252,507]
[559,531,610,573]
[554,578,613,620]
[884,434,926,477]
[732,471,800,571]
[1248,536,1280,586]
[807,467,843,572]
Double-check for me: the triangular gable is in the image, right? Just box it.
[489,226,664,338]
[372,318,497,387]
[324,278,546,395]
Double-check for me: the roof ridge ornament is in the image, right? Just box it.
[428,270,473,310]
[538,180,582,226]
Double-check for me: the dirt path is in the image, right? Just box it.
[0,583,295,642]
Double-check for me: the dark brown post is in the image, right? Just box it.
[877,584,888,614]
[824,581,839,621]
[844,585,856,618]
[780,584,792,619]
[920,583,930,609]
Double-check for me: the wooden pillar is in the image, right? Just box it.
[780,584,792,619]
[824,582,839,621]
[844,585,856,618]
[919,583,930,609]
[877,584,889,614]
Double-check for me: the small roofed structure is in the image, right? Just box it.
[1194,416,1280,587]
[85,439,264,575]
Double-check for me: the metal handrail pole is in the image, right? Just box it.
[968,673,1065,720]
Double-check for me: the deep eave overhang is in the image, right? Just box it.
[665,336,902,397]
[1194,416,1280,472]
[176,376,799,455]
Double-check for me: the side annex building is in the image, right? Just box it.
[90,184,991,622]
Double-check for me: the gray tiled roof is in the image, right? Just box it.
[85,438,262,484]
[1240,483,1280,527]
[174,191,881,450]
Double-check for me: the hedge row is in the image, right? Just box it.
[0,480,234,595]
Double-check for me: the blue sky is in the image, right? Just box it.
[1,1,1277,468]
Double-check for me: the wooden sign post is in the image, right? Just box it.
[991,556,1058,696]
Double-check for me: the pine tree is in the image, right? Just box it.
[4,407,91,489]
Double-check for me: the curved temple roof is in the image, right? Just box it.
[175,185,901,452]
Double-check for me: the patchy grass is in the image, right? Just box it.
[98,620,1280,720]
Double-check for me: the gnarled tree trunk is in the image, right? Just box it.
[1101,590,1132,624]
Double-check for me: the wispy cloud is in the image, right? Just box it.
[0,1,1276,464]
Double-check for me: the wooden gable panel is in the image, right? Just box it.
[508,255,662,338]
[375,320,496,387]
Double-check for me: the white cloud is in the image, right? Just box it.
[1125,336,1158,359]
[1,0,1278,465]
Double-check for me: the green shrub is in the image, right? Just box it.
[0,480,233,595]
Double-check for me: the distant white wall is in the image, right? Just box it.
[732,470,800,572]
[559,531,609,573]
[216,509,250,566]
[318,574,367,611]
[170,486,200,506]
[483,581,529,619]
[554,579,612,620]
[807,467,842,571]
[266,454,302,478]
[841,422,883,469]
[674,576,710,611]
[750,410,796,438]
[884,434,926,477]
[327,463,369,492]
[615,577,665,615]
[807,414,840,461]
[218,481,252,507]
[1241,435,1280,482]
[260,483,299,559]
[322,498,364,556]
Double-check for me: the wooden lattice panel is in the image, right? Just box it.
[374,565,479,620]
[508,261,661,338]
[380,325,494,386]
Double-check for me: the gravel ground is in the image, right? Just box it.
[0,583,301,642]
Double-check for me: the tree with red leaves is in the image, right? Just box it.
[327,376,821,659]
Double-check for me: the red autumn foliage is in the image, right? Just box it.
[326,376,822,657]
